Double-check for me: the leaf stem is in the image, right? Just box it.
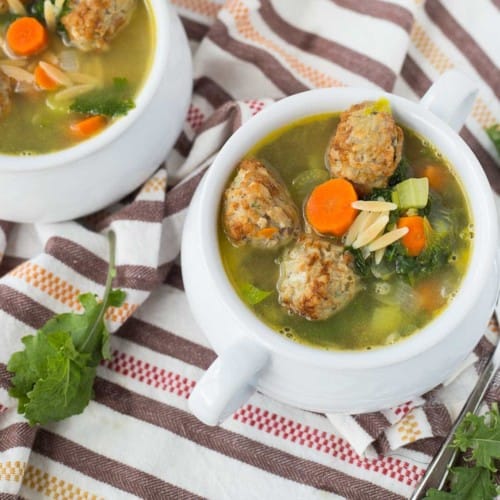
[79,230,117,353]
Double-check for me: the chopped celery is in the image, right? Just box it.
[393,177,429,210]
[240,283,272,305]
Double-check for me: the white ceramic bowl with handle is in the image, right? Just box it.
[182,70,499,426]
[0,0,191,223]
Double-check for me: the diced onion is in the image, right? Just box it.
[58,51,79,72]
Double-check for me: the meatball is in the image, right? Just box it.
[0,0,8,13]
[327,101,403,193]
[0,70,12,120]
[61,0,135,51]
[223,158,300,249]
[277,234,359,320]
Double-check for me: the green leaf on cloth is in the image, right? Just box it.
[7,231,125,426]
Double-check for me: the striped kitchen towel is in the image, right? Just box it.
[1,0,499,499]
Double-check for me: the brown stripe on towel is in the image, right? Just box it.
[423,403,453,438]
[331,0,414,33]
[0,285,53,329]
[93,378,405,500]
[45,237,162,291]
[0,220,13,237]
[96,201,165,230]
[115,318,216,370]
[163,263,184,290]
[194,77,234,109]
[353,412,391,440]
[0,256,25,277]
[180,16,210,42]
[164,168,208,217]
[259,0,397,90]
[0,362,12,389]
[33,430,203,500]
[197,101,243,136]
[425,0,500,98]
[405,437,444,457]
[0,422,38,452]
[174,131,193,158]
[208,22,308,96]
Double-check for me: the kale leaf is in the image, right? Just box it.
[424,404,500,499]
[7,231,126,426]
[346,247,371,277]
[486,124,500,156]
[388,156,410,186]
[70,78,135,117]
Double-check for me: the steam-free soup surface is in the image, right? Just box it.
[219,113,472,351]
[0,0,153,154]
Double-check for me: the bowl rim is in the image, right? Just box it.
[0,0,169,172]
[193,87,498,370]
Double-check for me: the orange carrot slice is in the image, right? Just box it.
[6,17,48,57]
[397,216,427,256]
[34,64,58,90]
[70,115,107,137]
[305,178,358,236]
[420,164,446,191]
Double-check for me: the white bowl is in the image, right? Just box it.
[0,0,192,223]
[182,70,499,425]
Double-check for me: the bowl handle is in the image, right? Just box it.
[188,340,269,425]
[419,69,478,131]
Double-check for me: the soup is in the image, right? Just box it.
[219,100,472,351]
[0,0,154,154]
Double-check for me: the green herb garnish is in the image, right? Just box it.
[486,124,500,156]
[240,283,272,305]
[70,77,135,117]
[30,0,70,34]
[0,12,20,25]
[424,403,500,498]
[7,231,125,426]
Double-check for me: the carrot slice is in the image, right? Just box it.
[420,164,446,191]
[415,278,446,313]
[34,64,58,90]
[70,115,107,137]
[397,216,427,256]
[305,178,358,236]
[6,17,48,57]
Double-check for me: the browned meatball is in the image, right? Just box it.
[277,234,359,320]
[223,158,300,249]
[0,0,8,13]
[327,101,403,193]
[61,0,135,51]
[0,70,12,120]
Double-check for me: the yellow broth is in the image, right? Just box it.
[0,0,154,154]
[218,114,472,351]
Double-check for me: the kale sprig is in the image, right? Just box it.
[424,404,500,499]
[70,77,135,117]
[7,231,125,426]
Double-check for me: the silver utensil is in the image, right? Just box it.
[410,299,500,499]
